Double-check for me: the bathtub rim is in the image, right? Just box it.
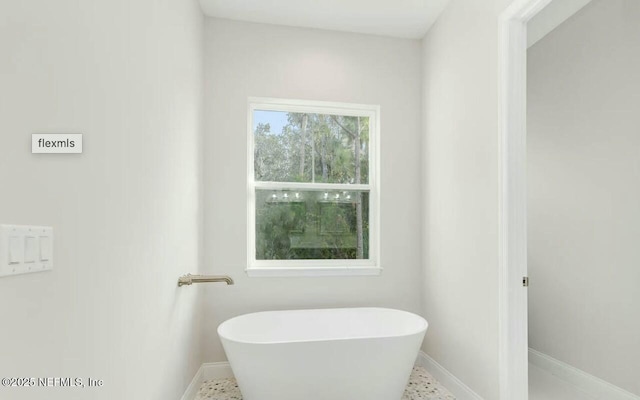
[217,307,428,345]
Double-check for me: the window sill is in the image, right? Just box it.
[245,266,382,278]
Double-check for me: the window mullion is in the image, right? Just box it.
[253,181,371,191]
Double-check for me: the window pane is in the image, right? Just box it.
[255,189,370,260]
[253,110,369,184]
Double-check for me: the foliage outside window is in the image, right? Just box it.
[247,98,380,277]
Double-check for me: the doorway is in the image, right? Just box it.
[500,0,640,398]
[526,0,640,399]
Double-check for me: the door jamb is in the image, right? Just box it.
[498,0,556,398]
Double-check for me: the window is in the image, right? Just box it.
[247,98,380,277]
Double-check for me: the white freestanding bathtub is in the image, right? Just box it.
[218,307,428,400]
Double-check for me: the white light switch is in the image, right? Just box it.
[24,236,36,263]
[1,225,53,277]
[9,237,21,264]
[40,236,51,261]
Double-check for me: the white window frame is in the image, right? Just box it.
[247,97,381,277]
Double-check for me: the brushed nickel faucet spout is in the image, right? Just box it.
[178,274,234,287]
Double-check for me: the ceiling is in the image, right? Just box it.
[198,0,451,39]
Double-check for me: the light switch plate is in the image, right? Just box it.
[0,225,53,277]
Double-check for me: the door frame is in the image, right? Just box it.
[498,0,556,398]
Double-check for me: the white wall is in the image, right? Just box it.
[0,1,204,399]
[527,0,640,395]
[420,0,515,398]
[203,18,423,361]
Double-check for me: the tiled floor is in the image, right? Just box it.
[529,363,596,400]
[195,365,456,400]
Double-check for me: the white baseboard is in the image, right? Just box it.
[182,355,482,400]
[529,348,639,400]
[180,362,233,400]
[201,361,234,380]
[179,365,204,400]
[416,351,484,400]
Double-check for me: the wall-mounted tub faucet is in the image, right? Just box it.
[177,273,234,287]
